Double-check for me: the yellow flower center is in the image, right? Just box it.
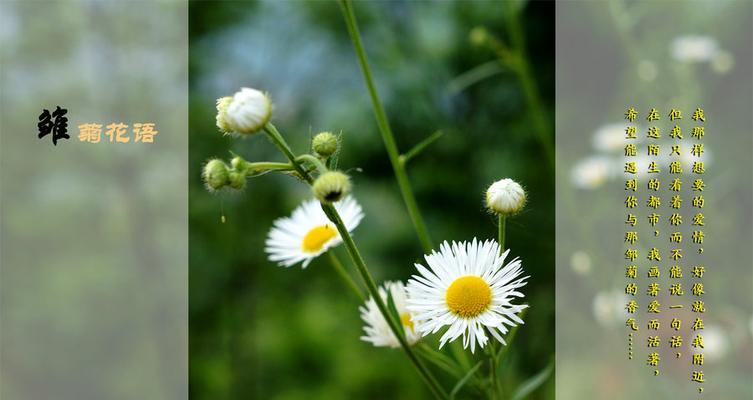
[445,276,492,318]
[301,225,338,253]
[400,312,415,332]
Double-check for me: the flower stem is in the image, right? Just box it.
[263,124,313,184]
[296,154,329,174]
[327,250,364,301]
[338,0,433,253]
[320,203,448,400]
[504,2,554,169]
[263,124,448,400]
[487,341,501,400]
[498,214,507,252]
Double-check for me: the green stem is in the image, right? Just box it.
[327,250,364,301]
[498,215,507,252]
[401,130,444,165]
[245,161,293,172]
[262,124,448,400]
[338,0,433,253]
[296,154,329,174]
[488,342,501,400]
[263,124,313,184]
[505,3,554,169]
[321,203,448,399]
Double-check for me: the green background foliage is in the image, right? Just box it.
[189,1,554,398]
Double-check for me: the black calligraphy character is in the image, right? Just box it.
[37,106,69,145]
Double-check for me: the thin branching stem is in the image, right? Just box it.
[327,250,364,301]
[338,0,433,252]
[262,124,448,400]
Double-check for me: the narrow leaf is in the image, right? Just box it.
[450,361,483,399]
[496,308,528,367]
[401,130,444,164]
[510,360,554,400]
[447,61,504,94]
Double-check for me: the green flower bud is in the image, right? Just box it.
[215,96,233,133]
[231,156,249,172]
[312,131,338,158]
[312,171,351,203]
[228,170,246,190]
[203,159,230,191]
[469,27,488,47]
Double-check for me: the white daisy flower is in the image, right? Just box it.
[265,196,363,268]
[592,290,628,328]
[406,239,529,353]
[671,35,719,63]
[592,122,641,152]
[570,155,617,189]
[359,281,421,348]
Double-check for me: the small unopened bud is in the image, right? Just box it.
[312,131,339,158]
[469,27,489,47]
[203,159,230,191]
[218,87,272,135]
[231,156,248,172]
[215,96,233,133]
[312,171,351,203]
[228,170,246,190]
[485,178,526,215]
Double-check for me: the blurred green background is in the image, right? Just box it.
[189,1,554,398]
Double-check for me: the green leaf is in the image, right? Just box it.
[400,130,444,164]
[510,360,554,400]
[416,344,463,380]
[449,361,483,399]
[447,61,505,94]
[496,308,528,367]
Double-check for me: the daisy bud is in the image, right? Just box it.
[219,87,273,135]
[231,156,248,172]
[312,131,338,158]
[469,26,489,47]
[485,178,526,215]
[203,159,230,191]
[227,170,246,190]
[312,171,351,203]
[215,96,233,133]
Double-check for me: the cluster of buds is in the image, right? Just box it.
[204,87,352,203]
[202,158,246,191]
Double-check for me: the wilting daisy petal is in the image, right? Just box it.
[406,238,529,353]
[265,196,363,268]
[359,281,421,348]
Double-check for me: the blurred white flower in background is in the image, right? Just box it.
[671,35,719,63]
[570,250,592,275]
[592,122,633,153]
[637,59,658,82]
[571,156,616,190]
[711,50,734,74]
[679,143,713,167]
[692,326,729,363]
[592,290,628,327]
